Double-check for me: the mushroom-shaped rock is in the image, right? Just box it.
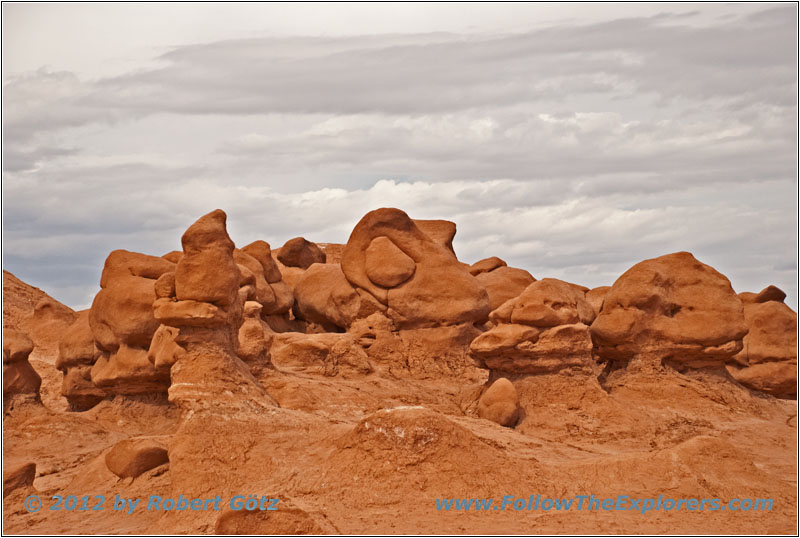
[341,208,490,329]
[277,237,326,270]
[585,286,611,318]
[3,329,41,408]
[155,209,275,412]
[591,252,748,368]
[237,301,272,364]
[470,279,595,375]
[88,250,174,395]
[477,378,519,427]
[105,438,169,479]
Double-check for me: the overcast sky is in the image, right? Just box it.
[2,2,797,310]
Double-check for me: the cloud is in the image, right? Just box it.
[2,176,796,310]
[1,4,797,312]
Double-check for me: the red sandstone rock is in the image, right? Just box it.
[105,438,169,479]
[341,208,490,329]
[469,256,507,276]
[412,219,457,256]
[477,377,519,427]
[277,237,326,270]
[293,263,383,331]
[728,299,796,398]
[475,266,536,312]
[591,252,748,368]
[3,329,41,409]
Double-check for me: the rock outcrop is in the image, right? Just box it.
[591,252,748,370]
[475,266,537,312]
[728,286,796,398]
[152,209,275,412]
[3,329,41,411]
[341,208,490,329]
[56,310,106,410]
[89,250,175,396]
[470,278,595,375]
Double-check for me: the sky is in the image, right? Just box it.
[2,2,797,310]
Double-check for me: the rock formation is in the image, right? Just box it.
[89,250,175,396]
[477,377,519,427]
[470,278,595,375]
[591,252,748,370]
[3,329,41,411]
[152,209,274,412]
[727,286,797,398]
[56,310,106,410]
[341,208,490,329]
[277,237,327,270]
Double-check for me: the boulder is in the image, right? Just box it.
[477,378,519,427]
[175,210,240,306]
[591,252,748,368]
[341,208,490,329]
[728,299,796,398]
[293,263,383,331]
[147,325,184,371]
[475,266,536,312]
[585,286,611,318]
[469,256,507,276]
[755,285,787,304]
[277,237,326,270]
[105,438,169,479]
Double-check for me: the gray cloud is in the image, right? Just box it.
[1,4,797,311]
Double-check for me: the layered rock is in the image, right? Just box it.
[591,252,748,370]
[727,286,796,398]
[270,332,373,378]
[3,329,41,411]
[152,209,275,412]
[88,250,175,395]
[470,278,595,375]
